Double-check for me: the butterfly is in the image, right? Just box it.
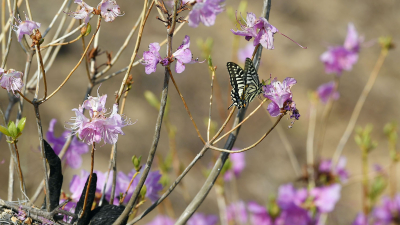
[227,58,263,109]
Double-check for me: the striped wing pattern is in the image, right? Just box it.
[227,58,262,109]
[227,62,246,109]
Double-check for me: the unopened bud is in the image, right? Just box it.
[81,23,91,36]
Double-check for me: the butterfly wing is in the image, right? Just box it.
[227,62,246,109]
[243,58,262,104]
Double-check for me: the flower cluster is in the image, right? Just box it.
[67,88,133,145]
[353,195,400,225]
[67,0,123,24]
[317,157,349,183]
[46,119,89,169]
[320,23,363,75]
[141,35,203,74]
[227,184,341,225]
[231,12,278,50]
[186,0,225,28]
[316,81,340,104]
[11,15,40,43]
[68,168,162,206]
[0,68,24,96]
[263,77,300,123]
[145,214,218,225]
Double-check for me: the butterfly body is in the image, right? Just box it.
[227,58,263,109]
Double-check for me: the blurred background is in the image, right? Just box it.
[0,0,400,224]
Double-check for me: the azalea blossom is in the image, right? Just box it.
[310,184,341,213]
[254,17,279,49]
[247,202,273,225]
[224,149,245,181]
[226,201,248,224]
[187,213,219,225]
[237,43,254,63]
[171,35,203,73]
[146,215,175,225]
[188,0,225,28]
[141,43,163,74]
[141,36,202,74]
[263,77,300,121]
[320,23,363,75]
[316,81,339,103]
[318,157,349,183]
[46,119,89,169]
[99,0,123,22]
[0,69,24,95]
[11,15,40,42]
[68,0,94,24]
[68,88,133,145]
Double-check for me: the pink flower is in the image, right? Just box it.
[226,201,248,224]
[263,77,300,121]
[141,43,163,74]
[68,0,94,24]
[68,89,133,145]
[316,81,339,103]
[231,12,264,41]
[320,23,363,75]
[12,15,40,42]
[99,0,123,22]
[187,213,218,225]
[69,170,90,201]
[310,184,341,213]
[231,12,278,50]
[46,119,89,169]
[254,17,278,50]
[318,157,349,183]
[188,0,225,28]
[0,69,24,95]
[172,35,202,73]
[224,150,245,181]
[247,202,272,225]
[237,43,254,63]
[146,215,175,225]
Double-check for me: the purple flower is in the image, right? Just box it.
[224,150,245,181]
[68,88,133,145]
[237,43,255,63]
[247,202,272,225]
[372,195,400,224]
[318,157,349,183]
[17,206,27,221]
[187,213,219,225]
[116,168,162,203]
[68,0,94,24]
[12,15,40,42]
[231,12,278,50]
[0,69,24,95]
[188,0,224,28]
[352,213,368,225]
[99,0,123,22]
[146,215,175,225]
[141,43,163,74]
[231,12,264,41]
[254,17,279,50]
[263,77,299,120]
[320,23,363,75]
[172,35,202,73]
[310,184,341,213]
[226,201,248,224]
[277,184,312,225]
[46,119,89,169]
[69,170,90,201]
[316,81,339,104]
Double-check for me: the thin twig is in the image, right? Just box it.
[42,0,70,38]
[306,101,317,189]
[168,68,206,144]
[36,44,47,99]
[12,142,26,199]
[213,99,267,144]
[211,108,235,141]
[40,34,82,50]
[81,144,95,218]
[209,115,284,154]
[332,48,389,166]
[0,0,16,68]
[120,171,140,204]
[41,17,101,104]
[207,65,215,142]
[33,102,50,211]
[128,146,208,225]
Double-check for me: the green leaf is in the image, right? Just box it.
[8,122,18,138]
[16,117,26,134]
[0,125,10,136]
